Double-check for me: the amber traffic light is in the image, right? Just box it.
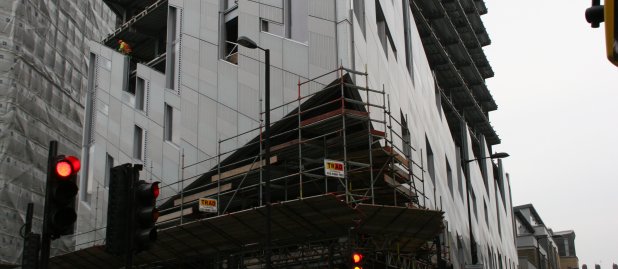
[351,252,364,269]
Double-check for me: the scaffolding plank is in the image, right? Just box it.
[173,183,232,206]
[157,207,193,223]
[211,156,278,181]
[300,109,369,127]
[381,146,410,169]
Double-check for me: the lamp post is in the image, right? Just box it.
[464,152,510,164]
[236,36,271,269]
[462,151,509,264]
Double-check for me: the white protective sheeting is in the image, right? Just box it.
[0,0,114,264]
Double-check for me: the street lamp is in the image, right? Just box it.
[464,152,510,164]
[236,36,272,269]
[462,151,509,264]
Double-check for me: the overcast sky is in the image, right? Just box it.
[483,0,618,267]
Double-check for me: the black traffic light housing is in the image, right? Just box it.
[106,163,133,255]
[586,0,618,66]
[105,163,159,256]
[48,155,80,239]
[133,180,160,252]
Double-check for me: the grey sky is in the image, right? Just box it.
[483,0,618,267]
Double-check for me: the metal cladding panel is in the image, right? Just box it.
[199,1,219,44]
[237,82,260,120]
[180,140,199,181]
[282,39,309,79]
[184,0,201,37]
[217,61,239,110]
[217,103,239,151]
[239,0,260,16]
[309,0,335,21]
[118,103,135,155]
[282,70,301,105]
[180,86,199,146]
[259,32,284,68]
[96,68,111,94]
[197,94,218,157]
[260,3,284,23]
[199,40,219,99]
[147,123,164,166]
[308,31,337,71]
[181,35,200,91]
[109,53,127,99]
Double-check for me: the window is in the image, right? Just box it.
[375,1,388,57]
[375,1,396,60]
[262,19,284,36]
[353,0,366,37]
[104,154,113,188]
[471,189,477,220]
[483,200,489,226]
[401,112,411,159]
[166,6,180,90]
[435,78,442,119]
[164,104,173,142]
[402,0,413,81]
[446,159,453,197]
[134,125,143,160]
[223,17,238,64]
[456,147,464,200]
[135,77,146,111]
[496,194,502,235]
[285,0,308,43]
[425,137,435,186]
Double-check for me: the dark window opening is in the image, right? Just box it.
[136,77,146,111]
[224,17,238,64]
[426,137,435,186]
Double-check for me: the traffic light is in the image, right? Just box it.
[351,252,364,269]
[133,179,160,252]
[586,0,618,66]
[105,163,159,256]
[106,164,132,255]
[48,155,80,239]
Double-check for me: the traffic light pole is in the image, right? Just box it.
[40,140,58,269]
[125,165,138,268]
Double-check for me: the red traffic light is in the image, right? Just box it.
[55,156,80,179]
[352,253,363,263]
[153,182,160,198]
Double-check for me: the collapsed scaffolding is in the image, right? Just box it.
[50,67,448,268]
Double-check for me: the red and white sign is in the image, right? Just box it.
[324,159,345,178]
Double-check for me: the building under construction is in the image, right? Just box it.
[49,0,518,268]
[0,0,115,265]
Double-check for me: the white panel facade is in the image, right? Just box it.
[78,1,517,268]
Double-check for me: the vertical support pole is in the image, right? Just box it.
[339,67,349,203]
[365,66,375,204]
[40,140,58,269]
[180,148,183,222]
[264,48,272,269]
[420,149,425,209]
[297,78,303,199]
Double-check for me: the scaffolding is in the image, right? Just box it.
[50,67,447,268]
[161,66,430,218]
